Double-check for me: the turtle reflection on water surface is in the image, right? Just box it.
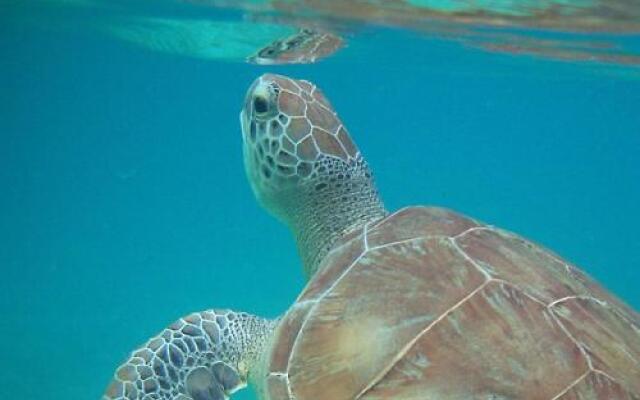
[248,29,343,65]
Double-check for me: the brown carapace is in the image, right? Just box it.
[263,207,640,400]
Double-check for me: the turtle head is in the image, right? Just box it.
[240,74,386,276]
[240,73,362,220]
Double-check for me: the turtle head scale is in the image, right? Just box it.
[240,73,387,277]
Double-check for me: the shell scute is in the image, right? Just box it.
[556,371,638,400]
[362,281,588,399]
[552,298,640,393]
[269,302,313,373]
[285,237,485,400]
[457,227,586,303]
[367,207,479,248]
[457,227,639,319]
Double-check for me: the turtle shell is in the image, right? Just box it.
[263,207,640,400]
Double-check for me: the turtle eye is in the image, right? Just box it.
[253,96,269,115]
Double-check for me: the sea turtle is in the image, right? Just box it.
[103,74,640,400]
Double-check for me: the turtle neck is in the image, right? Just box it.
[287,156,387,278]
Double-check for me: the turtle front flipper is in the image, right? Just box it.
[103,310,276,400]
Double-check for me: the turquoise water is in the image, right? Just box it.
[1,2,639,400]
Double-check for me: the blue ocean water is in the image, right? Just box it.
[1,2,639,400]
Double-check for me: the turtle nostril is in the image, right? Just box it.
[253,96,269,114]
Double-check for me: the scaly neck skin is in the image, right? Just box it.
[286,156,387,278]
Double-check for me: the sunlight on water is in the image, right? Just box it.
[106,18,295,61]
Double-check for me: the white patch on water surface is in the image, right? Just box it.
[104,17,297,61]
[406,0,595,16]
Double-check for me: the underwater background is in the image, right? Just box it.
[1,1,639,399]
